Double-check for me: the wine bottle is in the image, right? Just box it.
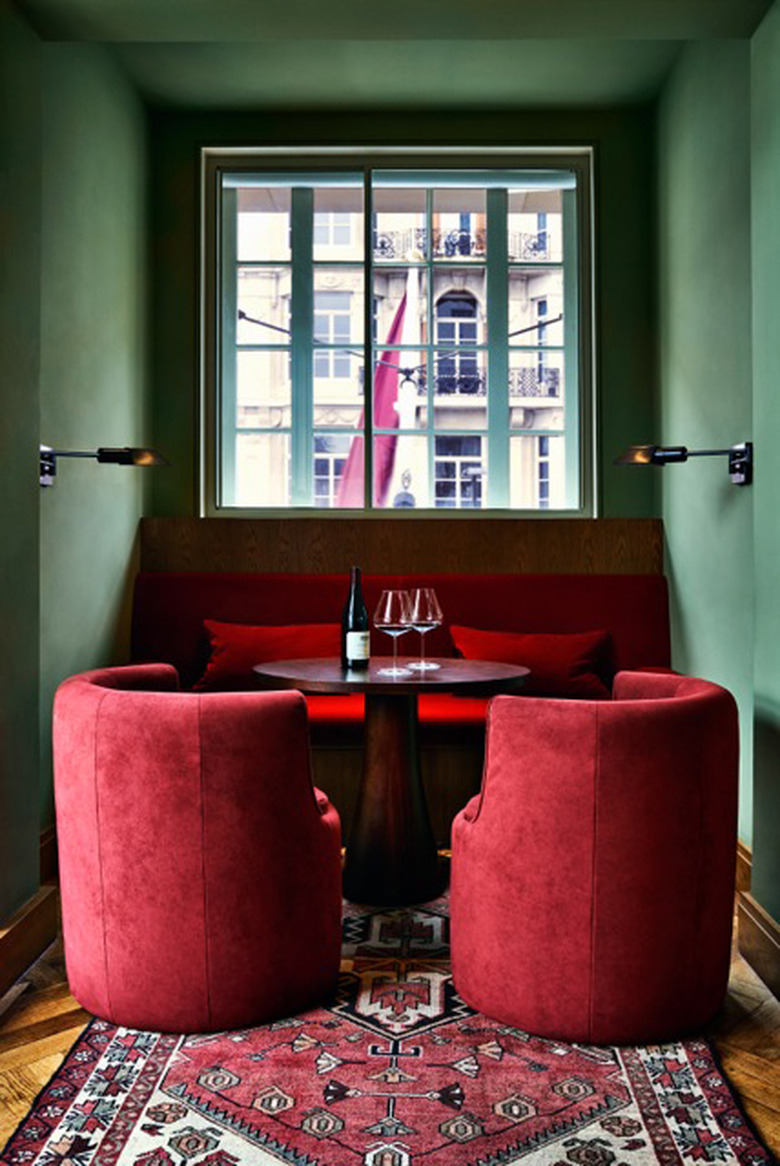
[342,566,370,670]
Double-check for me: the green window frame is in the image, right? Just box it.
[201,148,594,516]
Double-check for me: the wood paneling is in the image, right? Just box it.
[140,517,664,576]
[738,892,780,1000]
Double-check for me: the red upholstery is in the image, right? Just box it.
[194,620,341,690]
[53,664,342,1033]
[450,625,612,697]
[131,571,671,698]
[450,671,738,1044]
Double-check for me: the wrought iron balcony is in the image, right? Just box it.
[372,228,486,261]
[508,230,555,261]
[509,367,560,398]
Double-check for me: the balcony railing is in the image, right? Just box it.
[372,228,486,261]
[372,228,554,262]
[508,230,556,262]
[509,367,560,397]
[236,368,559,426]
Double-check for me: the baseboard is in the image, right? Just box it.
[0,885,59,998]
[738,891,780,1000]
[40,825,58,884]
[735,839,751,893]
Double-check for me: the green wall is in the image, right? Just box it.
[38,44,149,826]
[0,3,42,921]
[147,107,658,521]
[751,2,780,920]
[656,41,754,842]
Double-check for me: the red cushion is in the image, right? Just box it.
[450,625,612,698]
[194,621,340,691]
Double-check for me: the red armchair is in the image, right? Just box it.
[450,671,739,1044]
[53,664,342,1033]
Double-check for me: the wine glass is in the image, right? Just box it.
[407,587,443,671]
[373,589,413,677]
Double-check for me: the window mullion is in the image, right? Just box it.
[220,187,238,507]
[363,169,374,509]
[562,186,579,509]
[290,187,314,506]
[486,187,508,507]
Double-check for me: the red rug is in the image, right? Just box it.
[1,899,773,1166]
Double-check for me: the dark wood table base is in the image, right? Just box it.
[252,657,528,906]
[342,692,442,905]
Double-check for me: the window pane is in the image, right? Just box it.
[314,268,364,344]
[236,350,291,427]
[373,349,427,431]
[313,432,353,507]
[372,434,430,509]
[237,266,290,345]
[507,188,563,263]
[509,267,564,346]
[313,186,363,261]
[510,434,566,509]
[374,268,428,339]
[509,351,565,432]
[313,350,363,427]
[373,187,427,262]
[434,435,486,508]
[235,432,290,506]
[432,355,488,431]
[434,275,485,341]
[236,187,291,262]
[432,188,486,260]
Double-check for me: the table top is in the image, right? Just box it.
[252,656,529,696]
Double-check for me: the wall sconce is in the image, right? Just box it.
[614,441,753,486]
[40,445,169,487]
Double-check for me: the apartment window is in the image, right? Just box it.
[314,211,351,247]
[205,151,591,512]
[435,436,483,508]
[313,434,350,508]
[314,291,352,379]
[436,292,480,394]
[538,434,551,510]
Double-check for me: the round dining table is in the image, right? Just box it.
[253,656,528,906]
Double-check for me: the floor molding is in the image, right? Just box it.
[0,885,59,998]
[736,839,751,894]
[738,891,780,1000]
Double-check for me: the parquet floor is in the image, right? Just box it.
[0,908,778,1156]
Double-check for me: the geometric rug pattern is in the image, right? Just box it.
[0,898,773,1165]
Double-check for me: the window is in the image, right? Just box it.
[313,434,350,508]
[435,436,483,508]
[204,151,592,513]
[314,211,352,248]
[436,293,481,395]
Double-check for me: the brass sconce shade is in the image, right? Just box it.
[40,445,169,486]
[614,442,753,485]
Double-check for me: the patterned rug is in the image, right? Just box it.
[1,899,773,1166]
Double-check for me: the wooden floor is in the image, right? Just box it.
[0,908,778,1156]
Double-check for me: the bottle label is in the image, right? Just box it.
[346,630,370,661]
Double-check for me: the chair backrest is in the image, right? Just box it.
[454,670,739,1041]
[53,663,339,1030]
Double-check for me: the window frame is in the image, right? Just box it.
[200,146,595,518]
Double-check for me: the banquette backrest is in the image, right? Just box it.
[131,571,671,690]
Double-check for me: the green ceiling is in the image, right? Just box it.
[12,0,774,108]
